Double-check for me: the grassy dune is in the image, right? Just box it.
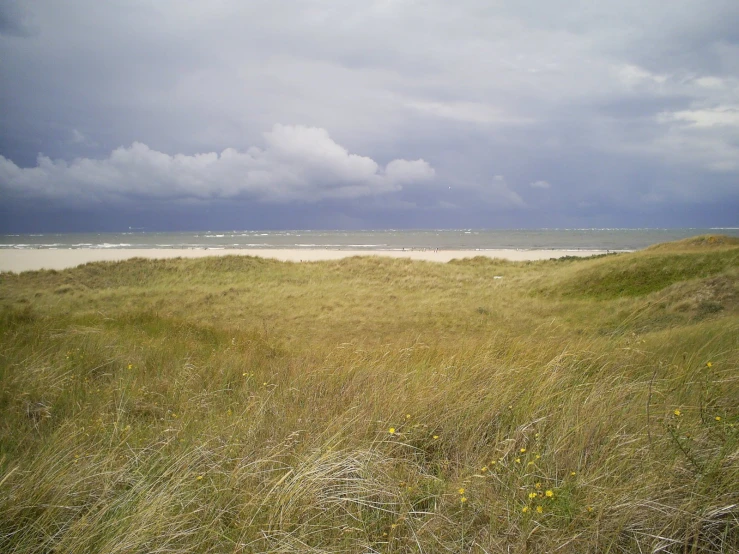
[1,235,737,553]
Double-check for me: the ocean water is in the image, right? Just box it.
[1,229,737,251]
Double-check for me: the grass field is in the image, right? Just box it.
[1,235,738,553]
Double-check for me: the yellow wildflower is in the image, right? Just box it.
[674,409,682,417]
[536,505,543,514]
[527,461,534,466]
[515,457,521,464]
[433,435,439,439]
[196,475,203,480]
[481,466,488,472]
[389,428,396,434]
[458,488,465,495]
[534,482,541,489]
[460,496,467,503]
[570,471,576,476]
[127,364,133,370]
[706,362,712,368]
[520,448,526,453]
[522,506,529,513]
[528,492,537,499]
[535,454,541,459]
[545,490,554,498]
[406,414,411,419]
[715,416,721,421]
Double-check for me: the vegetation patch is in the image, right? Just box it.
[0,236,737,553]
[558,247,739,299]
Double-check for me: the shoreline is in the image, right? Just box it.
[0,248,616,273]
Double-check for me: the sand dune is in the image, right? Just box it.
[0,248,612,273]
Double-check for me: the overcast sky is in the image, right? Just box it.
[1,0,738,232]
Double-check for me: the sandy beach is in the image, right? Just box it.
[0,248,613,273]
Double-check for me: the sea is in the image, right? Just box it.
[1,229,738,252]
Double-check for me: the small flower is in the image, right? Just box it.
[227,409,232,416]
[196,475,203,480]
[545,490,554,498]
[534,433,540,438]
[706,362,712,368]
[515,458,521,464]
[587,506,594,513]
[390,523,397,530]
[715,416,721,421]
[570,471,576,476]
[520,448,526,453]
[527,461,534,466]
[674,409,682,417]
[458,488,465,495]
[528,492,537,499]
[127,364,133,370]
[389,428,396,434]
[481,466,488,472]
[433,435,439,439]
[522,506,529,513]
[536,505,543,514]
[535,454,541,459]
[405,414,411,419]
[242,372,247,376]
[460,496,467,503]
[534,482,541,489]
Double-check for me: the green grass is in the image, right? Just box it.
[1,235,738,553]
[558,249,739,299]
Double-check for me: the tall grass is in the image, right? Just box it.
[1,237,737,552]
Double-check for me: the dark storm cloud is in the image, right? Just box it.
[0,0,34,37]
[0,0,737,231]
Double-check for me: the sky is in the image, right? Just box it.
[1,0,738,232]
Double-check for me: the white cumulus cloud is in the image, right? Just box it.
[0,124,435,204]
[656,106,739,128]
[530,180,551,189]
[405,100,533,125]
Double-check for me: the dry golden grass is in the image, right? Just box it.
[0,237,737,552]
